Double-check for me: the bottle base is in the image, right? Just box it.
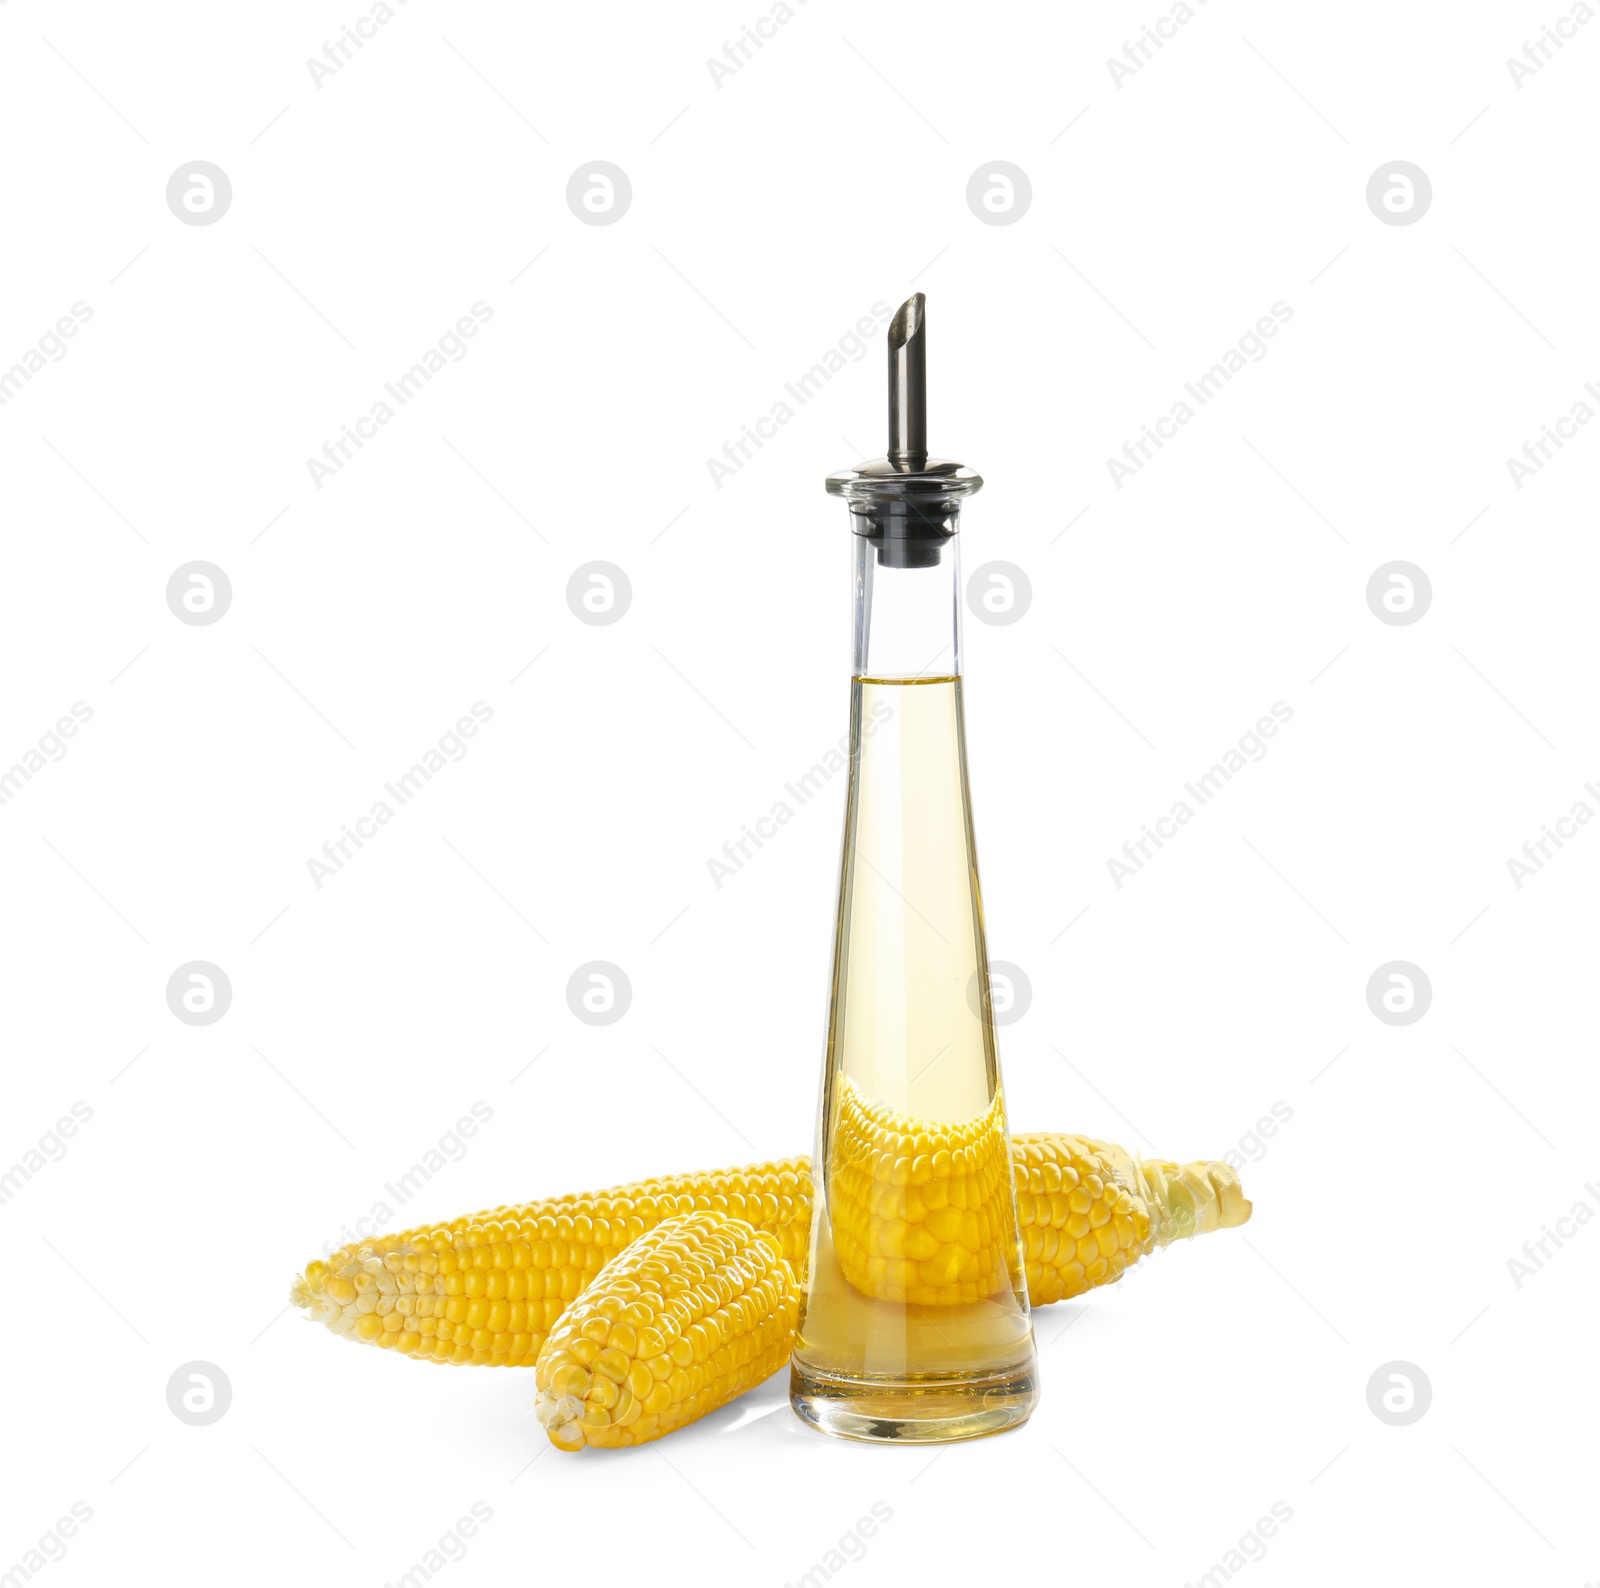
[789,1359,1039,1444]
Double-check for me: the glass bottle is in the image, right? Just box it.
[790,295,1039,1443]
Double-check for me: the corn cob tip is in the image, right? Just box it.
[1139,1157,1251,1243]
[289,1240,426,1346]
[535,1392,589,1450]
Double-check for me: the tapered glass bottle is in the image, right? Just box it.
[790,295,1038,1443]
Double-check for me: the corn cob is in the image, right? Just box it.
[1014,1134,1249,1303]
[534,1212,798,1450]
[828,1080,1013,1305]
[290,1158,809,1368]
[290,1132,1247,1369]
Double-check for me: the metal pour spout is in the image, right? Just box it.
[887,293,927,471]
[824,292,981,567]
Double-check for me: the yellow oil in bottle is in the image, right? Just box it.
[790,676,1039,1442]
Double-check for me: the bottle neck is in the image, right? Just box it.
[852,528,963,679]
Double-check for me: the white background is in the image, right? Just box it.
[3,1,1596,1584]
